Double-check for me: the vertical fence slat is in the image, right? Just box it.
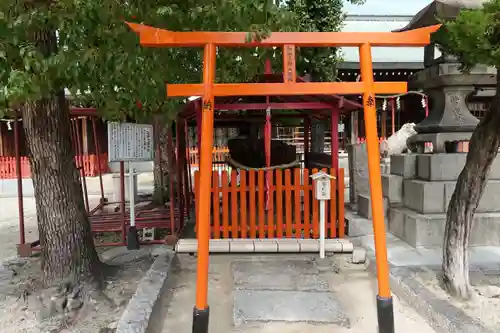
[338,168,345,238]
[329,168,337,238]
[240,170,248,238]
[302,168,310,239]
[231,171,239,237]
[294,168,301,239]
[276,170,283,238]
[311,168,319,238]
[249,170,257,238]
[267,171,274,239]
[258,170,265,239]
[222,171,229,239]
[284,170,293,238]
[212,171,220,239]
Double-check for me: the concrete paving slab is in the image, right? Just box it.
[231,259,318,275]
[233,290,350,327]
[233,271,329,291]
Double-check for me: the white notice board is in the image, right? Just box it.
[107,122,154,162]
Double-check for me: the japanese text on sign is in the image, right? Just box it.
[108,122,154,162]
[285,45,295,83]
[315,179,331,200]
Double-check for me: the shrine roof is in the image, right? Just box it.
[177,73,363,120]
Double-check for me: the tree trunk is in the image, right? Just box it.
[21,92,102,286]
[153,116,170,204]
[442,69,500,299]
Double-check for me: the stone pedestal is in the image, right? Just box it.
[347,143,389,210]
[383,154,500,247]
[347,144,369,209]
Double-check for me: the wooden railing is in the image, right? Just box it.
[0,154,109,179]
[194,168,345,239]
[188,147,229,167]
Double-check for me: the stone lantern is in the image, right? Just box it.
[394,0,495,153]
[375,0,500,249]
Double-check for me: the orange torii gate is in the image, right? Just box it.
[127,22,439,333]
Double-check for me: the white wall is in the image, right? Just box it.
[343,0,432,16]
[340,0,439,64]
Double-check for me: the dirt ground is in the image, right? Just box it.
[0,248,155,333]
[0,174,159,333]
[415,268,500,332]
[159,254,437,333]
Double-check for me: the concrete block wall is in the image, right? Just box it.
[384,153,500,248]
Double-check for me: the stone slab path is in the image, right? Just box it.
[159,254,437,333]
[232,259,349,326]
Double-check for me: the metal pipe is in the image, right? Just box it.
[319,200,326,259]
[91,117,105,202]
[129,162,136,228]
[120,161,126,244]
[14,115,25,245]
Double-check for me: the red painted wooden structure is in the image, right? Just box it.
[14,107,191,256]
[126,21,440,331]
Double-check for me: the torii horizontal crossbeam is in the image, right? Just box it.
[215,102,333,110]
[126,22,440,47]
[167,82,407,97]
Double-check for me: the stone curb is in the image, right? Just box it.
[116,250,176,333]
[353,237,493,333]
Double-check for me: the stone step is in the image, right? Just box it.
[382,174,403,204]
[356,193,389,220]
[403,179,500,214]
[390,154,417,179]
[389,207,500,248]
[417,153,500,181]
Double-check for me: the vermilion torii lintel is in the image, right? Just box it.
[166,81,407,98]
[125,22,440,47]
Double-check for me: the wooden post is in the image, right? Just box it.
[360,43,394,333]
[82,117,89,154]
[381,108,387,139]
[304,116,310,167]
[0,122,4,156]
[331,109,339,172]
[350,111,359,144]
[193,43,216,333]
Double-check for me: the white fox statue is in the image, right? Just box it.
[379,123,418,157]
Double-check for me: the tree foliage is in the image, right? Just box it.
[0,0,367,121]
[432,0,500,70]
[0,0,297,121]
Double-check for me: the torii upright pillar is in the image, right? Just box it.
[126,22,440,333]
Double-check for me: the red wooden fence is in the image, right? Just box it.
[0,153,109,179]
[194,168,345,239]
